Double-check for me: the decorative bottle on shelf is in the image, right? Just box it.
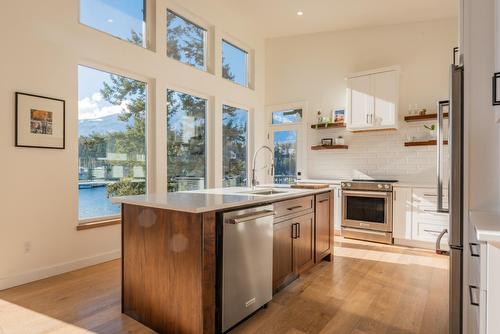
[297,171,302,182]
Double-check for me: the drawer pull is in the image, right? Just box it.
[318,199,329,203]
[424,229,443,234]
[469,285,480,306]
[287,205,303,211]
[423,193,438,197]
[469,243,480,257]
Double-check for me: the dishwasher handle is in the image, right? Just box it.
[226,210,275,224]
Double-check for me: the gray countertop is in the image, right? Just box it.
[112,186,332,213]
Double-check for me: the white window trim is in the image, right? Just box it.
[77,61,154,224]
[267,102,308,181]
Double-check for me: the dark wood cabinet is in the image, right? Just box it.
[293,213,315,273]
[315,192,333,263]
[273,219,297,292]
[272,192,333,293]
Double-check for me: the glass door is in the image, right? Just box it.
[271,129,298,184]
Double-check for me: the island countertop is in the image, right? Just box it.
[112,186,333,213]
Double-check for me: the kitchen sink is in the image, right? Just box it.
[239,188,289,196]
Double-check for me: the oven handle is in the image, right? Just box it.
[342,190,391,197]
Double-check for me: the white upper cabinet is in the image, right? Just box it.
[346,67,399,131]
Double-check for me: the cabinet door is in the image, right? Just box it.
[373,70,398,127]
[273,220,297,292]
[347,75,373,129]
[392,187,412,239]
[315,192,332,262]
[294,213,315,274]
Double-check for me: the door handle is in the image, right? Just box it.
[469,243,480,257]
[469,285,480,306]
[226,210,275,224]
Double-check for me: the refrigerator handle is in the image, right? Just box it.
[436,99,449,213]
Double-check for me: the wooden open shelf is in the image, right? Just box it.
[404,140,448,147]
[404,113,448,122]
[311,144,349,150]
[310,122,346,129]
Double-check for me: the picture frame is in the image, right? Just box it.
[15,92,65,149]
[321,138,333,146]
[334,109,345,123]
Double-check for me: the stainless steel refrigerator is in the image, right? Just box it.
[437,64,464,334]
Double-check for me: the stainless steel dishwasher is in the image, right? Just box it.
[222,204,274,332]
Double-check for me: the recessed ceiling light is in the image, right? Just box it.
[297,11,303,16]
[107,18,114,23]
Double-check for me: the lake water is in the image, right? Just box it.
[79,186,120,220]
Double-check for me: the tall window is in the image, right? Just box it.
[273,130,297,184]
[167,90,207,192]
[78,65,147,220]
[167,10,207,70]
[222,40,248,87]
[223,105,248,187]
[80,0,146,47]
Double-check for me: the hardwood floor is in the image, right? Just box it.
[0,238,449,334]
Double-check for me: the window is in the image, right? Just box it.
[78,65,147,221]
[167,90,207,192]
[167,10,207,70]
[273,130,297,184]
[80,0,146,47]
[222,105,248,187]
[272,108,302,125]
[222,40,248,86]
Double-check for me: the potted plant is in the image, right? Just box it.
[424,124,437,139]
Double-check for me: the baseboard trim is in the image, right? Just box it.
[394,238,450,251]
[0,249,121,291]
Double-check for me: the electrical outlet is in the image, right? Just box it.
[24,241,31,254]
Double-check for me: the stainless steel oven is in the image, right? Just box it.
[341,180,395,244]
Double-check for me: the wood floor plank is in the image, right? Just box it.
[0,238,449,334]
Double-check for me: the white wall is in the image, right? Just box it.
[0,0,266,289]
[266,19,457,183]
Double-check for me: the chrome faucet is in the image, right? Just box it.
[251,145,274,188]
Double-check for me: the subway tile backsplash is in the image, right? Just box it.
[307,121,449,183]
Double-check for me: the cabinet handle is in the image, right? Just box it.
[469,285,480,306]
[469,243,480,257]
[319,199,329,203]
[291,223,297,239]
[366,114,369,123]
[424,229,443,234]
[297,223,301,238]
[394,190,397,201]
[287,205,302,211]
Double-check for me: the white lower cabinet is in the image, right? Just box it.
[333,185,342,233]
[392,186,449,249]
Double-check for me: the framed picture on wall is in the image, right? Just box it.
[334,109,345,123]
[15,92,65,149]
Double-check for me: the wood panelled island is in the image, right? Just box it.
[113,187,334,334]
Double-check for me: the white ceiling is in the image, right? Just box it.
[218,0,458,38]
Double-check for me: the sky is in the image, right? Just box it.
[78,0,248,122]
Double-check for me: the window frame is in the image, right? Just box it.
[267,102,308,182]
[77,62,152,225]
[221,39,249,88]
[221,103,250,187]
[78,0,151,49]
[166,87,210,192]
[166,8,210,72]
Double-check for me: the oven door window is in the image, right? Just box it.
[346,196,385,224]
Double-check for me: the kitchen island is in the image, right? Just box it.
[113,187,333,334]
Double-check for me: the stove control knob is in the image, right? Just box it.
[341,183,345,187]
[377,184,383,189]
[384,184,389,189]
